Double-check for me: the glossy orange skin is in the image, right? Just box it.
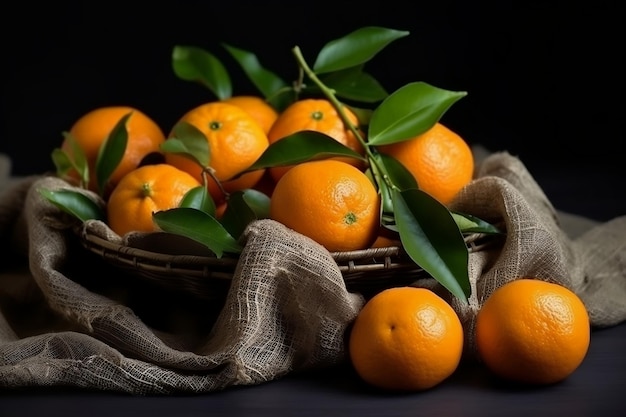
[377,122,474,206]
[267,99,365,182]
[476,278,590,385]
[269,159,379,252]
[222,95,279,135]
[62,106,165,195]
[349,287,464,391]
[106,164,201,236]
[164,101,269,204]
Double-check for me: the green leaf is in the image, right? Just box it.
[161,121,210,167]
[377,179,394,225]
[376,152,418,191]
[367,82,467,146]
[239,188,270,219]
[51,148,74,177]
[95,113,131,194]
[369,152,418,221]
[153,207,242,257]
[222,43,288,100]
[172,45,232,100]
[180,185,216,216]
[38,189,105,222]
[346,105,373,127]
[392,188,471,302]
[53,132,89,186]
[220,189,270,239]
[321,67,388,103]
[245,131,366,172]
[313,26,410,74]
[451,212,503,235]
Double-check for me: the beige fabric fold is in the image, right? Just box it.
[0,152,624,393]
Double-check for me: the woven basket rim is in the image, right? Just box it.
[74,223,502,300]
[77,223,497,277]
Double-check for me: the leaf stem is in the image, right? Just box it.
[291,47,364,147]
[290,45,398,193]
[202,167,228,200]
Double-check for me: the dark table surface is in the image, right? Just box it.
[2,163,625,417]
[2,322,625,417]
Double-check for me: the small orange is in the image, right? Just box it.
[377,122,474,205]
[370,234,402,248]
[214,201,228,220]
[222,95,279,134]
[475,278,590,385]
[349,286,464,391]
[267,98,365,182]
[62,106,166,195]
[106,163,201,236]
[269,159,379,252]
[164,101,269,204]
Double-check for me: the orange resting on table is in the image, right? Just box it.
[475,278,590,385]
[349,286,464,391]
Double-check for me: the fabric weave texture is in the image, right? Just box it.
[0,152,624,394]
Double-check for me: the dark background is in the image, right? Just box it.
[2,1,624,219]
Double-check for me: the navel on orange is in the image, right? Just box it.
[106,163,201,236]
[377,122,474,205]
[349,286,464,391]
[62,106,166,195]
[475,278,590,385]
[267,98,365,183]
[269,159,379,252]
[164,101,269,204]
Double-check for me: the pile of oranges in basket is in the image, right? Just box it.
[44,26,591,393]
[59,96,474,252]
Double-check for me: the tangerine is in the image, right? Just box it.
[222,95,279,135]
[349,286,464,391]
[267,98,365,182]
[164,101,269,204]
[106,163,201,236]
[269,159,379,252]
[377,122,474,205]
[475,278,590,385]
[62,106,165,195]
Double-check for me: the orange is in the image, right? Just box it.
[377,122,474,205]
[62,106,166,195]
[349,286,464,391]
[370,234,402,248]
[106,163,201,236]
[475,278,590,385]
[267,98,365,182]
[222,95,279,134]
[269,159,379,252]
[214,201,228,220]
[164,101,269,204]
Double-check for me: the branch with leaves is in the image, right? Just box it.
[44,26,503,303]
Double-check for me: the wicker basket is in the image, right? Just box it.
[76,224,499,300]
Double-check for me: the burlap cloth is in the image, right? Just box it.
[0,151,624,394]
